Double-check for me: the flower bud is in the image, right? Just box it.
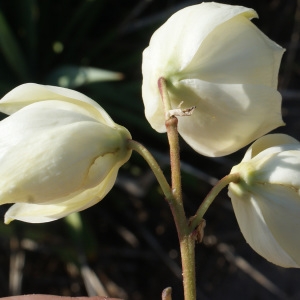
[142,2,285,157]
[228,134,300,267]
[0,83,132,223]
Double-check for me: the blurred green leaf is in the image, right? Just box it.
[45,65,123,88]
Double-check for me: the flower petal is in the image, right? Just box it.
[183,14,284,87]
[145,3,256,74]
[4,166,119,223]
[0,83,114,125]
[229,186,299,267]
[173,80,284,156]
[142,2,285,157]
[0,101,128,204]
[254,150,300,188]
[241,133,300,161]
[254,184,300,266]
[142,3,257,133]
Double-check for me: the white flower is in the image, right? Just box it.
[142,2,285,157]
[228,134,300,267]
[0,83,132,223]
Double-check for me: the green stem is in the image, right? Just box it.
[166,117,183,204]
[165,117,197,300]
[180,234,196,300]
[127,139,173,202]
[127,140,189,239]
[158,77,196,300]
[189,173,240,231]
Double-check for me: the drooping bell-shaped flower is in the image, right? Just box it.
[228,134,300,267]
[142,2,285,157]
[0,83,132,223]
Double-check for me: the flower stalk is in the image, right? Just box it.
[126,139,173,202]
[159,77,196,300]
[189,173,241,231]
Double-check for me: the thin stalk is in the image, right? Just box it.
[158,77,196,300]
[180,234,196,300]
[127,139,173,201]
[166,117,183,204]
[165,117,197,300]
[167,119,196,300]
[189,173,240,231]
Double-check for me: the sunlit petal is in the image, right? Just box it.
[5,167,119,224]
[228,134,300,267]
[0,84,132,223]
[0,83,115,125]
[142,2,284,156]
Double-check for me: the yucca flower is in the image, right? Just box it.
[229,134,300,267]
[0,83,131,223]
[142,2,284,157]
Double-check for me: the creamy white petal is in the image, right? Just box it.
[253,184,300,266]
[229,134,300,267]
[241,134,300,162]
[252,150,300,189]
[4,166,119,223]
[0,100,99,150]
[229,187,299,267]
[145,3,255,74]
[0,100,131,153]
[0,83,114,125]
[142,3,284,156]
[0,101,130,204]
[141,54,165,132]
[173,81,283,156]
[142,3,257,134]
[0,84,132,224]
[182,15,284,87]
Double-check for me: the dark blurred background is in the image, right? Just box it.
[0,0,299,299]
